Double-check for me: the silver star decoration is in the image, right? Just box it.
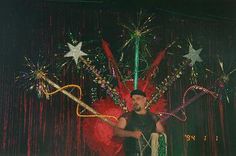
[183,43,202,66]
[64,42,87,65]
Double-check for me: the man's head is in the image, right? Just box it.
[130,89,147,112]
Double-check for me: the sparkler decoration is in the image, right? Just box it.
[17,55,118,125]
[36,71,116,127]
[63,40,128,112]
[120,11,156,89]
[146,43,203,108]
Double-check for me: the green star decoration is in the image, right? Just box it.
[183,43,203,66]
[64,42,87,65]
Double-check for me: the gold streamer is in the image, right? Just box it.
[40,81,118,121]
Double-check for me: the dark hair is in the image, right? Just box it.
[130,89,146,97]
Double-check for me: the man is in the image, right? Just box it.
[114,89,165,156]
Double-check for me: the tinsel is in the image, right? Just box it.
[146,59,190,108]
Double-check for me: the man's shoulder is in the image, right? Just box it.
[147,111,159,122]
[119,111,133,120]
[148,111,156,116]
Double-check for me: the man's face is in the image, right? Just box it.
[131,94,146,111]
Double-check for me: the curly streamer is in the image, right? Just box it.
[180,85,218,121]
[182,85,218,105]
[76,104,118,121]
[42,84,118,121]
[42,84,82,99]
[156,112,187,122]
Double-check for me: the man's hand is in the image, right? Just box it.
[114,117,143,139]
[132,130,142,139]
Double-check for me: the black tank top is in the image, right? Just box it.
[120,111,158,155]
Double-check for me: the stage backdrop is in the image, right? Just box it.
[1,1,236,156]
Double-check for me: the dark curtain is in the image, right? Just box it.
[1,1,236,155]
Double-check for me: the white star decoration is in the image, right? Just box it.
[183,43,203,66]
[64,42,87,65]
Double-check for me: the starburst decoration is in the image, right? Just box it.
[16,56,51,98]
[217,56,236,84]
[120,12,155,49]
[206,56,236,102]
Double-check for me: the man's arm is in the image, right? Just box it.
[114,117,142,139]
[156,121,165,133]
